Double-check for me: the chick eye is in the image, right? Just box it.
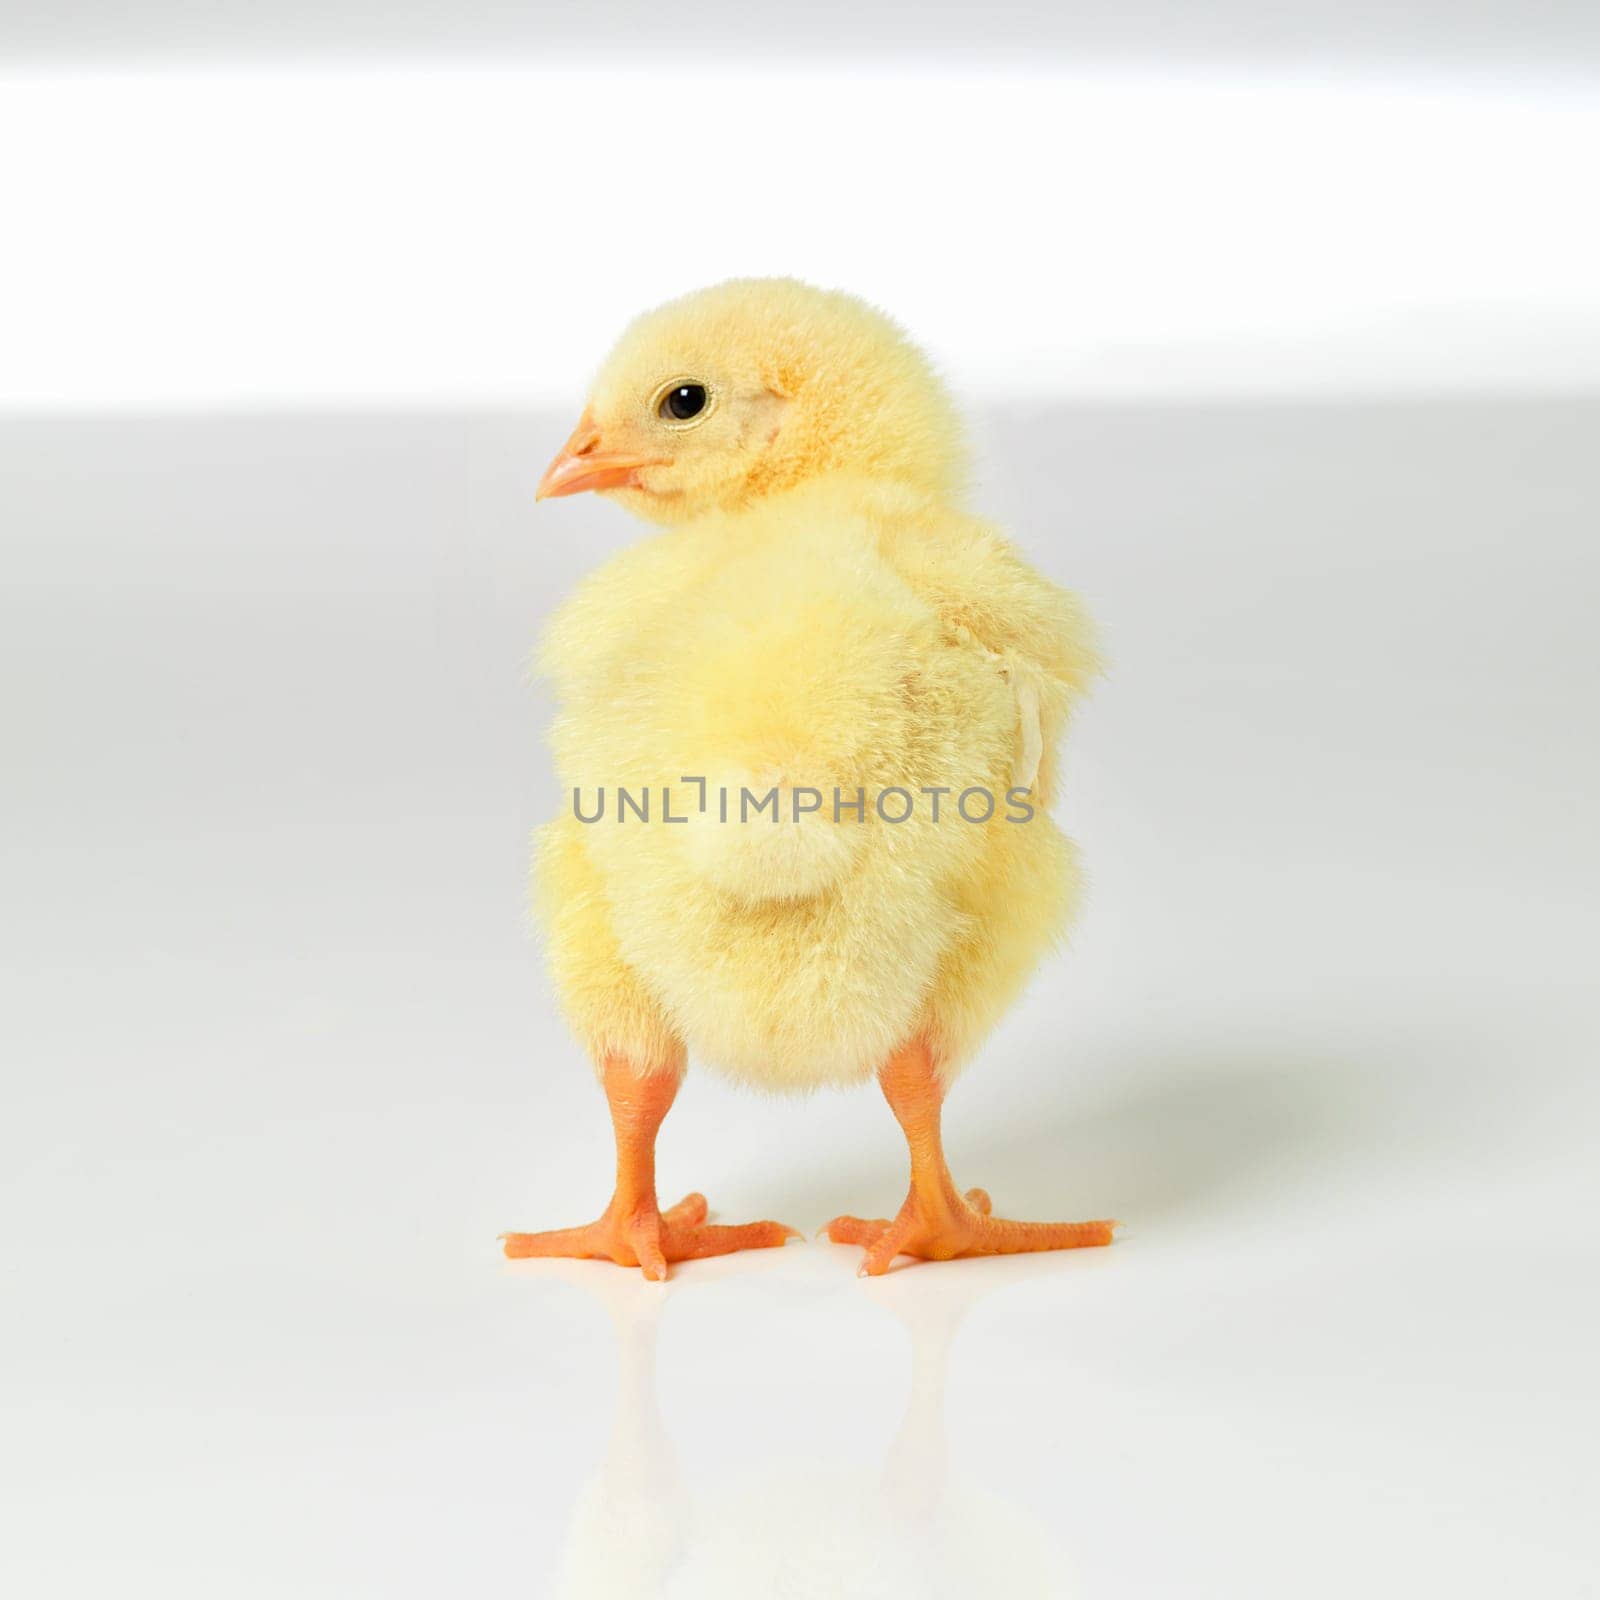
[660,383,707,421]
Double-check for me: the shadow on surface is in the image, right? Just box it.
[755,1040,1418,1238]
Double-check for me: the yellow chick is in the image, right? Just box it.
[503,279,1116,1278]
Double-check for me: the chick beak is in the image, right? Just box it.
[536,409,667,500]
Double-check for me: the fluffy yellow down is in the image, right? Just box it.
[536,280,1100,1092]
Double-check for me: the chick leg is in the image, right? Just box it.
[824,1038,1118,1275]
[501,1055,799,1281]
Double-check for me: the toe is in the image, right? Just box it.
[624,1213,669,1280]
[823,1214,890,1246]
[500,1224,598,1260]
[670,1220,797,1261]
[964,1187,993,1215]
[967,1213,1119,1253]
[859,1222,910,1277]
[662,1191,709,1227]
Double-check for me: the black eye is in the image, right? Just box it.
[660,383,707,421]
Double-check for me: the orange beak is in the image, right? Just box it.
[536,409,668,501]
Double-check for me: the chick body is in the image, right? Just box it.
[539,473,1092,1092]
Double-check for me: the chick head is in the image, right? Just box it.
[537,278,969,525]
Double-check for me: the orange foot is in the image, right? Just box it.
[502,1192,799,1282]
[825,1186,1119,1277]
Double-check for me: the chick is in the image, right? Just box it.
[503,279,1116,1278]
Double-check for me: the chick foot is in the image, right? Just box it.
[502,1056,798,1280]
[828,1037,1120,1276]
[826,1184,1117,1275]
[503,1191,798,1282]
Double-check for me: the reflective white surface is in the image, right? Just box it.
[3,403,1597,1596]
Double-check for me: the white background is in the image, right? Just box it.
[3,5,1598,1597]
[4,66,1600,407]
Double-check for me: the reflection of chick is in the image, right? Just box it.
[539,1258,1071,1600]
[548,1273,687,1600]
[503,279,1117,1277]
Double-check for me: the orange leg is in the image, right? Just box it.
[825,1038,1118,1276]
[501,1055,799,1281]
